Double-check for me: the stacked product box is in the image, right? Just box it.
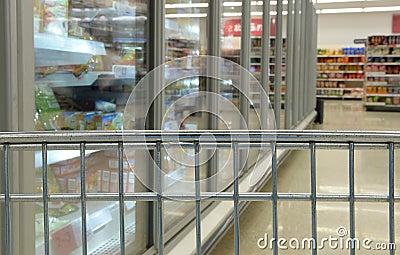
[90,150,135,193]
[49,150,135,194]
[51,156,98,193]
[62,111,123,130]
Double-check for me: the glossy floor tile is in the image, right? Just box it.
[209,100,400,255]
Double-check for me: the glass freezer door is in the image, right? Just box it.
[33,1,148,254]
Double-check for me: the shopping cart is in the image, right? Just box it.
[0,130,398,255]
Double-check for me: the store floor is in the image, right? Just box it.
[209,100,400,255]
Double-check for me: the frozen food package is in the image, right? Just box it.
[42,0,69,36]
[35,84,62,130]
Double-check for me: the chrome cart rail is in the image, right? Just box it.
[1,130,399,255]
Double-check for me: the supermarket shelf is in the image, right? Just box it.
[317,71,363,74]
[365,94,400,97]
[317,62,364,66]
[317,54,364,58]
[365,83,400,87]
[365,82,388,86]
[317,78,364,82]
[367,44,400,48]
[366,73,400,77]
[365,103,400,110]
[316,87,363,91]
[34,33,106,67]
[113,37,147,44]
[342,95,363,99]
[383,105,400,108]
[366,62,400,66]
[167,47,186,52]
[223,55,284,58]
[317,95,362,99]
[317,95,342,98]
[36,201,136,255]
[367,55,400,58]
[365,102,386,106]
[35,71,129,87]
[365,44,400,110]
[36,72,100,87]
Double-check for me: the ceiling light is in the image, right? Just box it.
[318,6,400,14]
[251,12,263,16]
[364,6,400,12]
[223,1,288,7]
[223,12,243,17]
[271,1,289,5]
[222,11,288,17]
[223,2,242,7]
[165,3,208,8]
[315,0,366,3]
[319,8,363,13]
[165,13,208,18]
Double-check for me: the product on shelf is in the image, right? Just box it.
[86,150,135,193]
[41,0,69,36]
[368,35,400,46]
[43,149,135,197]
[222,37,286,106]
[166,38,198,60]
[317,48,364,99]
[61,111,122,130]
[317,47,364,56]
[35,84,62,131]
[365,37,400,109]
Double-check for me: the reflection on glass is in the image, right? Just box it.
[123,56,276,236]
[164,0,209,234]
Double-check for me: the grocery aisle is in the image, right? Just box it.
[209,100,400,255]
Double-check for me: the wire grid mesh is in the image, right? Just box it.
[0,130,398,255]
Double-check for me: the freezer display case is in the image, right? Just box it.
[32,1,273,253]
[33,1,219,253]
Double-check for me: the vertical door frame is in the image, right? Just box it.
[0,1,35,255]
